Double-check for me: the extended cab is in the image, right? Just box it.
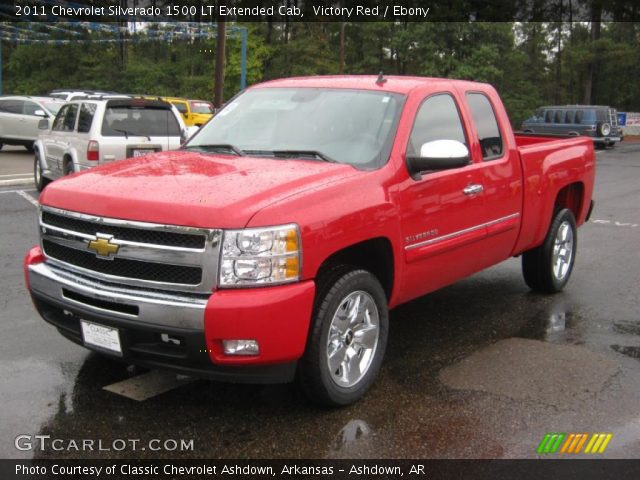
[24,76,595,406]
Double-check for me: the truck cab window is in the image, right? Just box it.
[466,93,503,160]
[408,94,466,157]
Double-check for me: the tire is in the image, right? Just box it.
[297,267,389,407]
[522,208,577,293]
[34,153,49,192]
[0,143,3,151]
[63,158,74,176]
[597,122,611,137]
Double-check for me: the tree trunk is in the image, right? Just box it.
[584,1,602,104]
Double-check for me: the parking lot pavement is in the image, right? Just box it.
[0,142,639,460]
[0,146,33,186]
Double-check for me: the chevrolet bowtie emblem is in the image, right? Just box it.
[88,235,120,258]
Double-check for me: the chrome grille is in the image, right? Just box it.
[39,206,221,293]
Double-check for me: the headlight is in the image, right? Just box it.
[219,224,300,287]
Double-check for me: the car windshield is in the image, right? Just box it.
[43,102,63,115]
[190,101,214,114]
[187,87,405,168]
[102,106,181,137]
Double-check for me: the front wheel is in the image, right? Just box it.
[298,268,388,407]
[522,208,577,293]
[34,154,49,192]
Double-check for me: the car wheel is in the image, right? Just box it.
[34,154,49,192]
[297,267,388,407]
[63,158,74,176]
[522,208,577,293]
[0,143,3,151]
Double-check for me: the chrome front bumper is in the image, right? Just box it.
[29,262,207,330]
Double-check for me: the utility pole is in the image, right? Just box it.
[214,20,226,108]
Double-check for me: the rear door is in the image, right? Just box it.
[0,99,26,139]
[461,90,522,264]
[72,102,97,166]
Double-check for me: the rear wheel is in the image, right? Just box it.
[63,158,74,176]
[522,208,577,293]
[297,267,388,407]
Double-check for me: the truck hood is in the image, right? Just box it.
[40,150,358,228]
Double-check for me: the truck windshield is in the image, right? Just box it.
[187,88,405,168]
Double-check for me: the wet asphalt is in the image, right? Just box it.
[0,142,639,460]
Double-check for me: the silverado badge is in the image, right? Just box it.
[88,235,120,258]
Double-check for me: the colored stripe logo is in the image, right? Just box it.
[537,433,612,454]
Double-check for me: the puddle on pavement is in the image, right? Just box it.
[611,345,640,360]
[613,321,640,336]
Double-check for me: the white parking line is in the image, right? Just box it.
[592,219,638,228]
[16,190,39,208]
[0,178,33,186]
[0,173,31,178]
[0,188,36,194]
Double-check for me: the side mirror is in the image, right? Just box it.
[38,118,50,130]
[34,109,47,117]
[407,139,470,179]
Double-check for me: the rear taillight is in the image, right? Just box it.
[87,140,99,161]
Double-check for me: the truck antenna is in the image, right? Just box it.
[376,72,387,85]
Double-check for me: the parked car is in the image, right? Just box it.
[47,89,121,102]
[33,97,187,191]
[164,97,214,127]
[0,96,65,151]
[25,76,595,406]
[522,105,621,147]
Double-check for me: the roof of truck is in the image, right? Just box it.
[254,75,490,95]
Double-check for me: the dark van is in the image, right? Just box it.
[522,105,621,147]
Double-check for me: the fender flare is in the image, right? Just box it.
[33,139,50,174]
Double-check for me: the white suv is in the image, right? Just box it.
[0,96,65,151]
[34,98,187,191]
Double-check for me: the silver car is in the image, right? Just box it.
[34,98,187,191]
[0,96,65,151]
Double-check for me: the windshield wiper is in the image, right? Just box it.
[183,144,244,156]
[113,129,151,141]
[271,150,337,163]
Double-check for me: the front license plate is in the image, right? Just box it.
[132,149,155,157]
[81,320,122,355]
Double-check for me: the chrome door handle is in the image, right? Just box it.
[463,184,484,195]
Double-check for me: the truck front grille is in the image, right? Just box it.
[42,240,203,285]
[39,206,221,293]
[42,211,206,249]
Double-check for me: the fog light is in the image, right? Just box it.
[222,339,259,356]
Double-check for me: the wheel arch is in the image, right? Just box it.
[555,182,585,222]
[314,237,395,302]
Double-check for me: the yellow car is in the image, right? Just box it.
[164,97,214,127]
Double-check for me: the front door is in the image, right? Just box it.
[397,91,489,303]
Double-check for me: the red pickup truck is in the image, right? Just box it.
[24,76,595,406]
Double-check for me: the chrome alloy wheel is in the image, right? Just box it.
[326,290,380,388]
[552,220,574,281]
[35,158,42,184]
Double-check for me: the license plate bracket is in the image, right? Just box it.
[81,320,123,356]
